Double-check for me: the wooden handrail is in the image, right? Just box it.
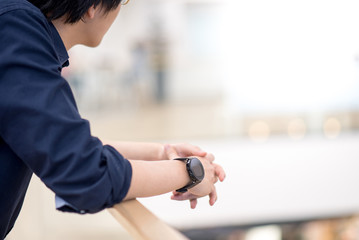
[108,199,189,240]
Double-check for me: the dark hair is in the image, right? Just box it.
[27,0,122,23]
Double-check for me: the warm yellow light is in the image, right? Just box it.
[248,121,270,142]
[287,118,306,140]
[323,117,341,139]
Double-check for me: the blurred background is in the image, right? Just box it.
[7,0,359,239]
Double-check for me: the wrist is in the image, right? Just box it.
[125,159,191,200]
[173,159,190,186]
[173,157,205,193]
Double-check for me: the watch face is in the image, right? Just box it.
[190,158,205,181]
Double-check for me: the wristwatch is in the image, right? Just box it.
[174,157,205,193]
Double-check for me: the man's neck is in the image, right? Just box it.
[52,19,82,51]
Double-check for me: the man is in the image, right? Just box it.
[0,0,225,238]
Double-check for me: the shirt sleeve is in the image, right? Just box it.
[0,9,132,213]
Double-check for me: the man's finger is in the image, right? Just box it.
[192,150,207,157]
[164,144,179,160]
[171,192,196,201]
[205,153,215,163]
[191,144,207,157]
[209,186,218,206]
[172,190,181,196]
[214,163,226,182]
[190,199,198,209]
[176,143,207,157]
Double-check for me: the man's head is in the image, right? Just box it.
[27,0,124,23]
[27,0,128,49]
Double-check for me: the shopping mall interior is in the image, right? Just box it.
[7,0,359,239]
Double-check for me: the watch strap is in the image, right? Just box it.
[176,181,200,193]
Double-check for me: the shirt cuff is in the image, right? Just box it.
[55,195,86,214]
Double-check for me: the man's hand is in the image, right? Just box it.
[160,143,207,160]
[164,144,226,209]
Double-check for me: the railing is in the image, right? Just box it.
[109,199,189,240]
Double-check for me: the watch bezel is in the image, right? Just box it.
[187,158,205,182]
[174,157,205,192]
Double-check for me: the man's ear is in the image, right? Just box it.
[83,5,97,21]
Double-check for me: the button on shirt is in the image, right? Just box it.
[0,0,132,238]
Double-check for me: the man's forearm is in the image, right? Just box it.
[103,141,165,161]
[123,159,189,200]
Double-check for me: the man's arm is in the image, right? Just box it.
[123,159,189,200]
[105,141,226,206]
[124,145,219,205]
[102,140,207,161]
[102,141,166,160]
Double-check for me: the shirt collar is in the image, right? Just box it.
[48,21,69,68]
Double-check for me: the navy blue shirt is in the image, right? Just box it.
[0,0,132,238]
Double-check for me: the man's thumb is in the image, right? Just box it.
[164,144,179,159]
